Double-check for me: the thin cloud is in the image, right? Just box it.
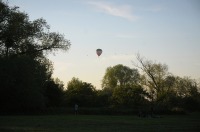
[88,1,138,21]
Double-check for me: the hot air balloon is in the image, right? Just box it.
[96,49,102,57]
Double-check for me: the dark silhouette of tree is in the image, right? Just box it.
[65,78,97,107]
[44,78,65,107]
[0,56,50,112]
[0,1,71,113]
[0,1,70,58]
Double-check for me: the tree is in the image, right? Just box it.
[102,64,140,90]
[65,78,97,107]
[133,54,169,100]
[44,78,65,107]
[0,1,71,113]
[0,56,50,112]
[0,1,70,58]
[95,89,111,107]
[174,76,199,97]
[173,76,200,111]
[155,75,178,111]
[112,85,149,108]
[101,64,141,108]
[133,54,200,112]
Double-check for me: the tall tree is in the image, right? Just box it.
[102,64,140,90]
[133,54,169,100]
[0,1,71,113]
[133,54,200,112]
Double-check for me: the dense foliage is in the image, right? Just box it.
[0,1,70,113]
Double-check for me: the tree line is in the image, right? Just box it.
[0,1,200,114]
[65,61,200,114]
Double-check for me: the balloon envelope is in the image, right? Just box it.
[96,49,102,56]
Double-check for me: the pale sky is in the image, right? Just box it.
[8,0,200,89]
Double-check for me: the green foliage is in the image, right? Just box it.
[134,54,169,100]
[134,54,200,112]
[95,90,111,107]
[65,78,97,107]
[112,85,149,108]
[101,64,143,108]
[102,64,140,90]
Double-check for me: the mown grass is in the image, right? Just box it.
[0,113,200,132]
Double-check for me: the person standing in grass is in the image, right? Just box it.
[74,104,78,115]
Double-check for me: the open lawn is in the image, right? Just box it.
[0,113,200,132]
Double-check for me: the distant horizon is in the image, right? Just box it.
[8,0,200,89]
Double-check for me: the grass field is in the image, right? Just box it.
[0,113,200,132]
